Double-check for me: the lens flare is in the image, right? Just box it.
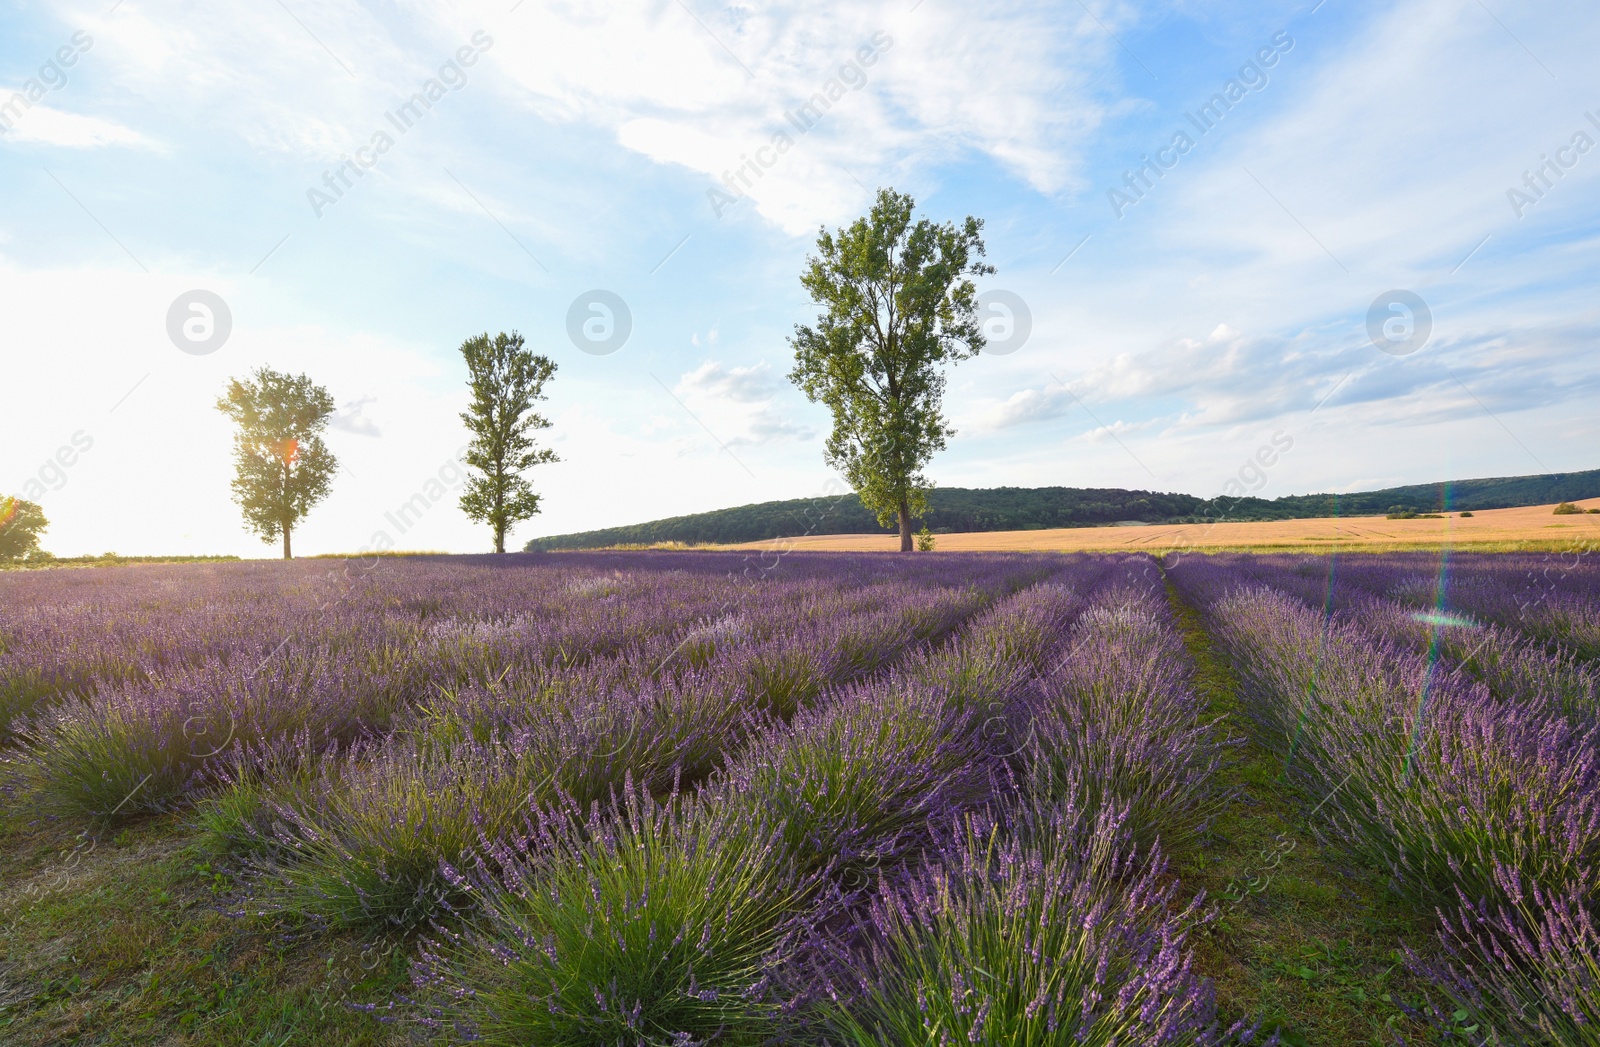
[1404,479,1456,781]
[1411,609,1480,630]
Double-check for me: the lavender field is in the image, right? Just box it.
[2,549,1598,1045]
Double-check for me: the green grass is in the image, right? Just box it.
[0,810,408,1045]
[1161,574,1445,1045]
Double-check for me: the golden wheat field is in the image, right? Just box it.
[721,497,1600,554]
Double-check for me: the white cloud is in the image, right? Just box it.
[330,395,382,437]
[70,0,1124,235]
[1082,417,1155,444]
[673,360,813,447]
[976,383,1075,431]
[587,2,1122,232]
[677,359,777,403]
[967,310,1600,444]
[940,0,1599,483]
[0,105,157,149]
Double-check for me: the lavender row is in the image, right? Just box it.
[1198,553,1600,724]
[737,557,1238,1041]
[5,573,764,814]
[706,566,1107,890]
[1408,864,1600,1045]
[406,556,1254,1043]
[1172,557,1600,905]
[816,561,1246,1044]
[1015,561,1236,859]
[209,558,1060,930]
[824,808,1251,1047]
[0,557,742,741]
[3,554,1046,819]
[1170,557,1600,1044]
[1236,550,1600,662]
[392,565,1109,1035]
[0,551,1047,740]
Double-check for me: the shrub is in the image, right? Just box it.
[240,733,558,931]
[1020,590,1232,856]
[819,810,1251,1046]
[713,676,992,887]
[1409,861,1600,1046]
[10,652,391,819]
[193,731,346,858]
[246,662,760,930]
[904,580,1087,715]
[409,785,826,1045]
[1554,502,1584,515]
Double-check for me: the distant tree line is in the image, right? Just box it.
[529,469,1600,550]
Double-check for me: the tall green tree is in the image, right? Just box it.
[788,188,992,551]
[458,331,559,553]
[215,367,339,560]
[0,497,48,562]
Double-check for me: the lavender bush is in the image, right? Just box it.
[821,808,1256,1047]
[711,673,994,890]
[407,783,830,1046]
[202,560,1023,929]
[1209,552,1600,723]
[1020,581,1234,857]
[1410,861,1600,1045]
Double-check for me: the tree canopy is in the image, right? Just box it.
[458,331,559,553]
[215,367,339,559]
[788,188,992,551]
[0,497,49,562]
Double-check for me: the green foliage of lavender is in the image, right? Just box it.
[199,561,1020,930]
[1020,582,1235,858]
[411,785,826,1046]
[1409,864,1600,1045]
[1191,576,1599,907]
[820,809,1250,1047]
[1170,551,1600,1046]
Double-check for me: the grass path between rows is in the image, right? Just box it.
[0,807,411,1045]
[1161,574,1444,1046]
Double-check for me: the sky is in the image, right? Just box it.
[2,0,1597,557]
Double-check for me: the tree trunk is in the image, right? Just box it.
[283,524,292,560]
[494,483,505,553]
[897,498,913,553]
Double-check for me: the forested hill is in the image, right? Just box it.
[529,468,1600,550]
